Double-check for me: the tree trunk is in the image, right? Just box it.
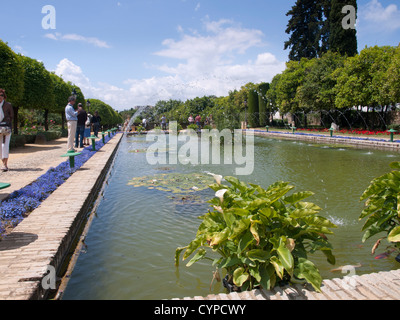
[12,105,19,135]
[61,111,65,130]
[44,109,49,131]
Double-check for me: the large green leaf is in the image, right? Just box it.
[294,258,322,292]
[247,249,271,262]
[183,237,203,260]
[362,223,385,242]
[259,264,276,290]
[175,246,187,267]
[277,244,294,275]
[209,228,230,246]
[186,249,206,267]
[270,256,285,279]
[321,249,336,265]
[290,208,319,218]
[249,266,262,283]
[282,191,314,204]
[233,267,249,287]
[238,231,255,253]
[219,256,241,269]
[389,161,400,170]
[388,226,400,242]
[230,219,250,240]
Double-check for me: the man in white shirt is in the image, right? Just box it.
[65,96,78,152]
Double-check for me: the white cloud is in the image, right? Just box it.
[359,0,400,32]
[45,32,111,48]
[53,18,286,111]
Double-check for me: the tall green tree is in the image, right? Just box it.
[244,83,259,128]
[257,82,270,126]
[50,73,71,130]
[297,51,345,112]
[284,0,323,61]
[0,41,25,133]
[335,46,396,110]
[387,45,400,103]
[328,0,358,56]
[19,55,55,134]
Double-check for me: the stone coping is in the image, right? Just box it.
[251,130,400,150]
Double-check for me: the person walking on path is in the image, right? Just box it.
[65,96,78,152]
[75,103,87,149]
[91,111,101,137]
[0,89,13,172]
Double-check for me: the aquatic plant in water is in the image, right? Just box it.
[0,135,113,237]
[128,172,214,194]
[175,176,337,293]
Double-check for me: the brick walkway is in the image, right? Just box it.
[176,268,400,300]
[0,133,122,299]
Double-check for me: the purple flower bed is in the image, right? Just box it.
[0,134,115,238]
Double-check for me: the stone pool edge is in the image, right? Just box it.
[0,133,123,300]
[251,130,400,150]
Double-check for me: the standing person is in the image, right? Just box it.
[0,89,13,172]
[188,115,194,125]
[142,117,147,130]
[195,114,202,129]
[91,111,101,137]
[161,115,167,130]
[75,103,87,149]
[65,96,78,152]
[84,112,93,145]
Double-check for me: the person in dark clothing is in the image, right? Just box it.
[91,111,101,137]
[75,104,87,148]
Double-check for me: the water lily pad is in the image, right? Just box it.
[127,172,214,194]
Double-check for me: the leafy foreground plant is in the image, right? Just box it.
[360,161,400,261]
[175,176,337,292]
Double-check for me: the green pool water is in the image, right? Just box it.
[62,134,400,300]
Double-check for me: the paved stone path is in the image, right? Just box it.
[0,134,122,299]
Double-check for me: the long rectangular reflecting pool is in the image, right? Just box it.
[62,133,400,300]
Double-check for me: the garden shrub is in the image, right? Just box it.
[176,176,337,292]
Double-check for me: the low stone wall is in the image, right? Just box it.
[253,130,400,151]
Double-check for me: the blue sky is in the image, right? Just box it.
[1,0,400,111]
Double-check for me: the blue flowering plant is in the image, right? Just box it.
[0,134,113,237]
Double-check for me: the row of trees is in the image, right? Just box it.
[121,44,400,130]
[267,45,400,128]
[0,40,123,134]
